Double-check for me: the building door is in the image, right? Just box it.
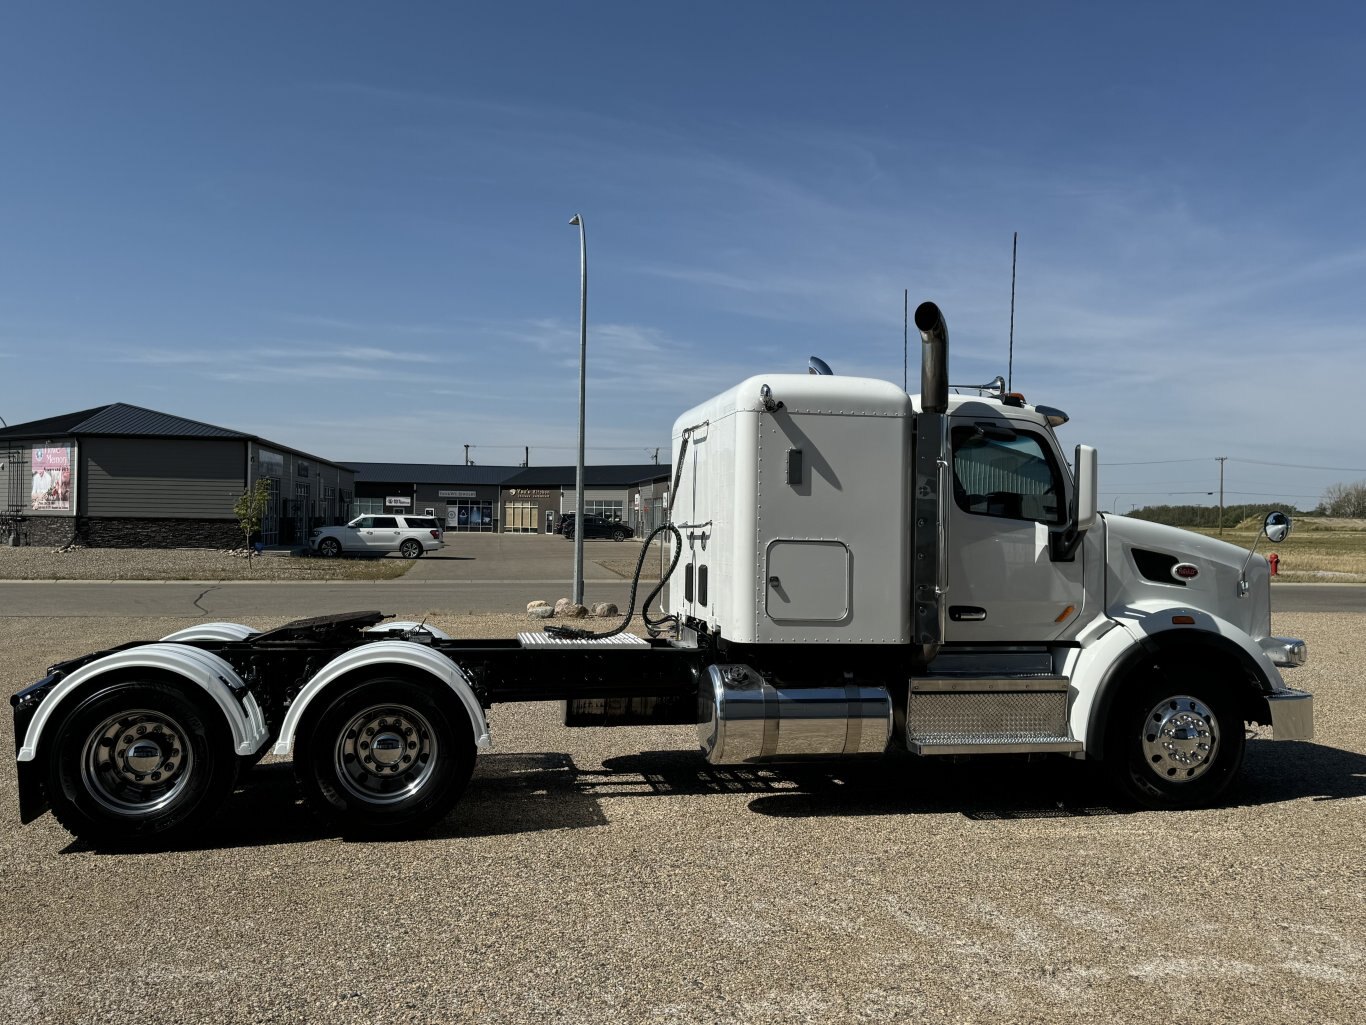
[293,483,311,543]
[260,478,281,545]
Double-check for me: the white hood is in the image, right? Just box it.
[1102,515,1270,640]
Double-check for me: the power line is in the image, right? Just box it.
[1229,457,1366,473]
[1101,458,1212,466]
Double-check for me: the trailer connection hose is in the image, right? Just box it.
[543,420,703,642]
[543,521,683,641]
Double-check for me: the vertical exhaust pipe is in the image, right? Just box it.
[914,301,948,414]
[911,300,949,667]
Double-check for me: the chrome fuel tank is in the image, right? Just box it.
[698,664,892,765]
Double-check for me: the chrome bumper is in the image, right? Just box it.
[1267,689,1314,742]
[1259,636,1307,667]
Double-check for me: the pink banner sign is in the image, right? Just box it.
[31,445,73,511]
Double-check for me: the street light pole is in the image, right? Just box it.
[569,214,587,605]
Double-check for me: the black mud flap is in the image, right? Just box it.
[17,758,48,825]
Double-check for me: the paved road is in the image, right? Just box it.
[0,578,1358,618]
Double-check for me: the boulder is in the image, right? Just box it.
[565,603,589,618]
[526,600,549,611]
[592,602,619,618]
[553,597,574,614]
[527,605,555,620]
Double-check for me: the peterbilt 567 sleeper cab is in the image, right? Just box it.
[9,301,1311,847]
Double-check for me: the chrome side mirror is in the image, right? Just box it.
[1239,509,1292,597]
[1264,510,1291,544]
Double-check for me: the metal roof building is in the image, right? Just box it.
[343,462,672,535]
[1,404,353,549]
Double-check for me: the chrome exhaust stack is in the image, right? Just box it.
[915,301,949,414]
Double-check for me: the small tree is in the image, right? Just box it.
[233,478,272,559]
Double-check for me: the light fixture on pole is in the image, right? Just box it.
[569,213,587,605]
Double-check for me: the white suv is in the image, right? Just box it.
[311,515,445,559]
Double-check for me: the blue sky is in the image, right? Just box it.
[1,2,1363,511]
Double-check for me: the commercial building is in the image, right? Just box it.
[344,463,672,536]
[0,404,354,548]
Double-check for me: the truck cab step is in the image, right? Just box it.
[906,674,1080,755]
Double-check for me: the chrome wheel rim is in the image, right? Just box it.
[81,709,195,816]
[1140,695,1219,783]
[321,539,340,557]
[334,704,438,806]
[401,541,420,558]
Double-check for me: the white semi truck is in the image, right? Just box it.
[9,301,1311,847]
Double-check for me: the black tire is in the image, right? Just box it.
[1104,669,1246,809]
[611,528,626,542]
[45,680,237,848]
[294,677,476,837]
[319,537,342,558]
[400,538,423,559]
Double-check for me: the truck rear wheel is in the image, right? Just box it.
[45,680,237,848]
[294,677,475,837]
[1105,671,1246,809]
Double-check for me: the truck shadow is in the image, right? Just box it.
[59,739,1365,855]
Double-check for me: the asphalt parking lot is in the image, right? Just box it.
[1,610,1362,1024]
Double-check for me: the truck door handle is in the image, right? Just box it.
[949,606,987,621]
[768,576,780,587]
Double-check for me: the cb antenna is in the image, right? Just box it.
[1008,231,1018,392]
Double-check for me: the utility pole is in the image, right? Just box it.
[524,445,529,468]
[1216,456,1227,535]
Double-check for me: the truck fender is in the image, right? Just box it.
[159,622,260,643]
[271,640,491,757]
[1066,603,1285,759]
[17,643,269,762]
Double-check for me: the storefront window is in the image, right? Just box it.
[583,499,624,521]
[447,500,495,532]
[503,500,539,533]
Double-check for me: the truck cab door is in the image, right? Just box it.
[943,416,1085,642]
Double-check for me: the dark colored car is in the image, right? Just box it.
[563,515,633,541]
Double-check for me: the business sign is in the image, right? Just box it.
[31,445,73,511]
[507,488,553,499]
[385,496,412,507]
[438,490,476,498]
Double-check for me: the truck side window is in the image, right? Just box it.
[950,426,1064,525]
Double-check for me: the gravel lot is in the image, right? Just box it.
[1,611,1362,1024]
[0,547,413,582]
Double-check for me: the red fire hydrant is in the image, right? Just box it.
[1268,552,1279,575]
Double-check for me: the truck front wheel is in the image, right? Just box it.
[294,677,475,837]
[45,680,237,848]
[1104,671,1246,809]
